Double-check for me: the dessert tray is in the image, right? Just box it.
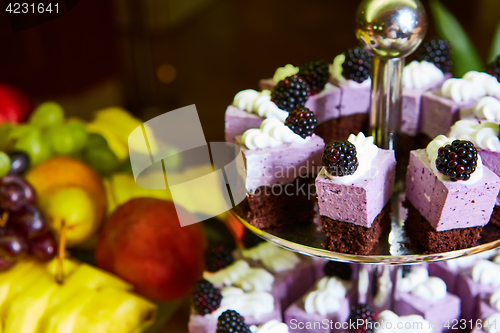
[233,0,500,264]
[231,0,500,265]
[232,184,500,264]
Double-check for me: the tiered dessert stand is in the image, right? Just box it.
[232,0,500,265]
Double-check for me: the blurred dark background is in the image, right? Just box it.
[0,0,499,143]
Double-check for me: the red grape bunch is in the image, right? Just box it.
[0,152,57,271]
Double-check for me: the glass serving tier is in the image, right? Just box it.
[231,181,500,264]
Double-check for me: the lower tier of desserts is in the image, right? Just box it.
[191,240,500,333]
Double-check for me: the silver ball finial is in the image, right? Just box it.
[356,0,427,59]
[355,0,427,150]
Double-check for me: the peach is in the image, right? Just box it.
[96,198,207,301]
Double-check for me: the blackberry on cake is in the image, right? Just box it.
[487,55,500,82]
[342,47,372,84]
[298,59,330,95]
[400,48,452,140]
[284,107,317,139]
[204,243,234,272]
[317,47,372,143]
[418,39,453,73]
[348,304,377,333]
[322,140,358,176]
[435,140,478,181]
[271,75,310,112]
[238,117,325,229]
[448,120,500,247]
[405,135,500,253]
[216,310,252,333]
[191,279,222,315]
[317,133,396,255]
[323,260,352,281]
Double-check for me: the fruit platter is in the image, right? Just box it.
[225,0,500,265]
[0,87,246,332]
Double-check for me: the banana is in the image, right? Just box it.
[85,122,129,161]
[105,172,172,214]
[92,108,158,155]
[87,108,158,160]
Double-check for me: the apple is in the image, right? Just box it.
[96,198,207,301]
[0,84,33,124]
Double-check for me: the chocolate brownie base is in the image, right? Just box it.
[321,204,391,255]
[246,176,316,229]
[404,201,482,254]
[480,206,500,243]
[314,113,369,143]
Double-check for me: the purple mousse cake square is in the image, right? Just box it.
[239,134,325,228]
[401,73,451,137]
[316,149,396,228]
[284,273,356,333]
[393,291,461,333]
[336,83,371,117]
[402,89,426,137]
[238,242,317,311]
[428,252,495,294]
[479,149,500,206]
[305,83,342,124]
[271,260,316,311]
[420,90,477,139]
[225,106,264,143]
[284,297,350,333]
[477,293,500,326]
[428,261,469,295]
[454,261,500,322]
[240,135,324,191]
[405,149,500,231]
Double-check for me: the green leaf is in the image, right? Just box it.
[429,0,485,77]
[488,20,500,63]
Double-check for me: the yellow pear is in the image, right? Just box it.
[41,187,98,247]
